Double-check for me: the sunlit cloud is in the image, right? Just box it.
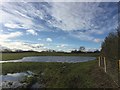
[93,38,103,43]
[26,29,38,36]
[0,31,23,41]
[46,38,52,42]
[4,23,23,29]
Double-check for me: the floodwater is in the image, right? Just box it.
[0,71,34,88]
[0,56,96,63]
[0,56,96,88]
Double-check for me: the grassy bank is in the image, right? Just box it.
[2,60,117,88]
[2,52,99,60]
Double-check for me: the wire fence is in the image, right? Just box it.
[98,56,119,87]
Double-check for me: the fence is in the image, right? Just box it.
[98,56,119,87]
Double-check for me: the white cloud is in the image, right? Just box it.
[46,38,52,42]
[4,23,23,29]
[0,31,23,41]
[1,8,33,29]
[56,44,68,48]
[70,31,94,41]
[1,0,119,2]
[85,48,100,52]
[33,43,44,47]
[93,38,103,43]
[0,30,3,33]
[26,29,38,35]
[88,29,104,35]
[70,31,103,43]
[47,2,101,31]
[0,2,118,49]
[55,44,72,52]
[0,41,46,52]
[1,2,44,31]
[46,2,117,41]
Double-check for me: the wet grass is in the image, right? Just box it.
[2,60,117,88]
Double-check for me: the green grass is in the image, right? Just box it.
[2,52,100,60]
[2,60,117,88]
[1,52,117,88]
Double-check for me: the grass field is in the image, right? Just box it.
[1,52,118,88]
[2,52,99,60]
[2,60,117,88]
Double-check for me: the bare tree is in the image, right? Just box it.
[79,46,85,52]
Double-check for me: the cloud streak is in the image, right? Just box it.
[0,41,46,52]
[0,31,23,41]
[0,2,118,51]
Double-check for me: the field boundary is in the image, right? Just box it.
[98,56,119,87]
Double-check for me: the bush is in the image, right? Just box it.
[101,27,119,60]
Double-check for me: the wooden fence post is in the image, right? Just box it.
[98,57,101,67]
[104,57,107,73]
[119,60,120,71]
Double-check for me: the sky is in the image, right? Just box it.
[0,1,119,52]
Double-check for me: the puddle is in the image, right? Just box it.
[0,71,34,88]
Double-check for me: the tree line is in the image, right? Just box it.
[71,46,100,53]
[101,26,120,60]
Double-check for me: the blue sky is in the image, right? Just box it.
[0,1,119,52]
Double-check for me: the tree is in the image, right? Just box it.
[94,50,100,53]
[101,30,118,60]
[79,46,85,52]
[71,49,77,53]
[117,26,120,59]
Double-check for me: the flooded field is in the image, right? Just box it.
[0,56,96,63]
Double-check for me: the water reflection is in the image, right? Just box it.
[0,56,96,63]
[0,71,33,88]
